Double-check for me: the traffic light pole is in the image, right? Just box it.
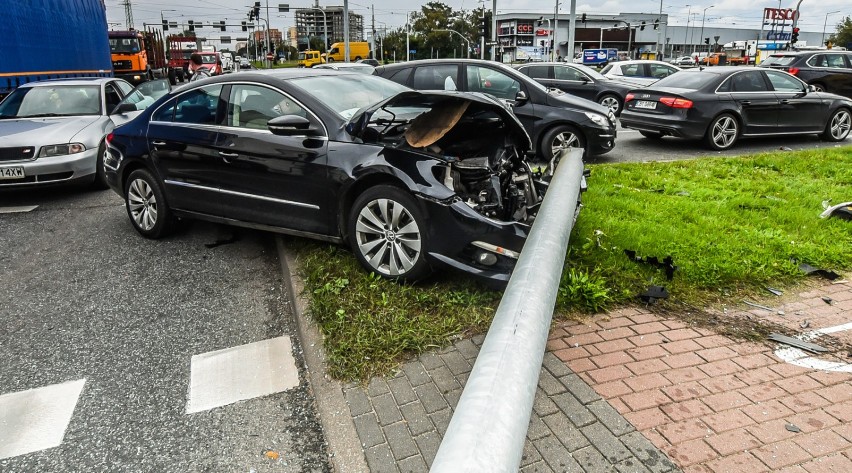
[566,0,576,62]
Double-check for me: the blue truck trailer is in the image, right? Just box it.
[0,0,113,98]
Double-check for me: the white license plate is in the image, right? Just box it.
[0,167,25,180]
[635,100,657,110]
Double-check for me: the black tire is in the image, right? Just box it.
[124,169,175,239]
[639,131,664,139]
[168,68,176,86]
[347,185,432,282]
[327,57,335,63]
[597,94,622,115]
[354,56,362,61]
[704,113,739,150]
[91,141,109,190]
[821,108,851,142]
[540,125,585,161]
[177,69,185,82]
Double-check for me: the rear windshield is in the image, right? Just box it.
[760,55,797,66]
[651,71,719,89]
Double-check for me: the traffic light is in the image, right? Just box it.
[241,21,248,31]
[654,19,659,30]
[162,20,169,31]
[188,20,194,32]
[540,39,545,48]
[704,37,710,45]
[791,27,800,44]
[581,13,586,23]
[219,20,226,32]
[254,2,261,20]
[640,21,646,31]
[550,39,554,49]
[479,16,487,38]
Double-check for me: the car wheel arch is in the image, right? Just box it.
[120,161,157,195]
[338,173,415,242]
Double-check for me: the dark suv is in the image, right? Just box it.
[373,59,617,160]
[761,51,852,98]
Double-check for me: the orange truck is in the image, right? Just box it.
[108,28,169,84]
[700,52,728,66]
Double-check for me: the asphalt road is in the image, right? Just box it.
[592,123,852,163]
[0,188,329,472]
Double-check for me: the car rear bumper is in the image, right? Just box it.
[0,148,97,188]
[620,110,708,139]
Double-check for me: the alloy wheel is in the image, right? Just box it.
[127,178,158,231]
[355,198,422,276]
[830,110,851,140]
[551,131,581,156]
[712,116,737,148]
[599,96,620,115]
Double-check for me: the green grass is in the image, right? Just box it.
[296,148,852,381]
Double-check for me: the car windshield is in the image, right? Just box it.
[651,70,719,89]
[760,55,798,66]
[201,54,218,64]
[289,74,410,119]
[0,85,102,118]
[109,37,140,53]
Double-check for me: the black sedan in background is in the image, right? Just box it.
[374,59,617,160]
[104,70,572,285]
[619,67,852,150]
[515,62,635,115]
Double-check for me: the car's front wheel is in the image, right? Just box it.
[822,108,851,142]
[705,113,739,150]
[811,83,826,92]
[541,125,585,161]
[348,185,431,282]
[124,169,175,239]
[598,94,622,115]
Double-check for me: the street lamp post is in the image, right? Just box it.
[823,10,841,45]
[684,5,692,55]
[700,5,714,56]
[436,29,472,58]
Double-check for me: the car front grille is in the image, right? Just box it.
[0,147,36,162]
[112,60,133,69]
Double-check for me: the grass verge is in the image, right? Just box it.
[295,148,852,381]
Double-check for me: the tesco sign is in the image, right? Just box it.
[763,7,800,21]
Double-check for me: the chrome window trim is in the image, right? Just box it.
[164,179,321,209]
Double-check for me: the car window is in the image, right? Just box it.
[226,84,307,130]
[600,64,614,74]
[115,80,134,96]
[524,65,550,79]
[412,65,460,90]
[465,65,522,101]
[152,99,175,122]
[104,84,123,112]
[826,54,849,68]
[760,55,797,66]
[717,77,732,92]
[385,67,412,85]
[174,85,223,125]
[554,66,584,81]
[649,64,677,78]
[622,64,642,77]
[730,71,769,92]
[765,71,803,92]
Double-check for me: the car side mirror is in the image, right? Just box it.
[515,90,528,102]
[580,76,590,83]
[112,103,138,115]
[807,84,818,93]
[268,115,321,136]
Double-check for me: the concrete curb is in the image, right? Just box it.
[276,237,369,473]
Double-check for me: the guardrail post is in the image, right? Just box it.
[430,149,586,472]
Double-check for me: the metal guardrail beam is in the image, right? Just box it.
[430,149,586,473]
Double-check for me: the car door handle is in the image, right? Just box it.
[152,141,166,146]
[740,100,751,106]
[780,99,790,104]
[219,151,239,158]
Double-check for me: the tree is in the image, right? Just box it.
[828,16,852,48]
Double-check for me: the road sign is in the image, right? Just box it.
[266,53,274,60]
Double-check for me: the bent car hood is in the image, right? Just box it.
[346,90,532,152]
[0,116,101,147]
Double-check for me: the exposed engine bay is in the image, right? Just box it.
[361,97,549,223]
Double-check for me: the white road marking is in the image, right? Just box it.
[0,205,38,214]
[0,379,86,460]
[186,336,299,414]
[774,322,852,373]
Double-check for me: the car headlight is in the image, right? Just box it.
[584,112,609,127]
[38,143,86,158]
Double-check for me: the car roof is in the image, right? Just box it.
[19,77,113,88]
[615,60,678,66]
[378,58,511,69]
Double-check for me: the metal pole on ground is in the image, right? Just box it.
[430,149,586,473]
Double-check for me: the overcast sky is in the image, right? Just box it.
[104,0,850,36]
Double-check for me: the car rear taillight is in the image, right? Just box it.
[659,97,694,109]
[788,67,799,76]
[625,93,635,102]
[106,133,114,143]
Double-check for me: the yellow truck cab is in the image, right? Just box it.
[298,50,324,68]
[324,42,370,62]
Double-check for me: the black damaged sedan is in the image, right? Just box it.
[620,67,852,150]
[104,70,574,284]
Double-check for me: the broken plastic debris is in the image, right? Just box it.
[795,261,840,281]
[819,201,852,220]
[743,300,773,312]
[768,333,827,353]
[800,320,810,329]
[264,451,280,461]
[624,250,678,280]
[779,146,793,151]
[822,296,833,305]
[765,286,783,296]
[785,423,801,433]
[639,286,669,304]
